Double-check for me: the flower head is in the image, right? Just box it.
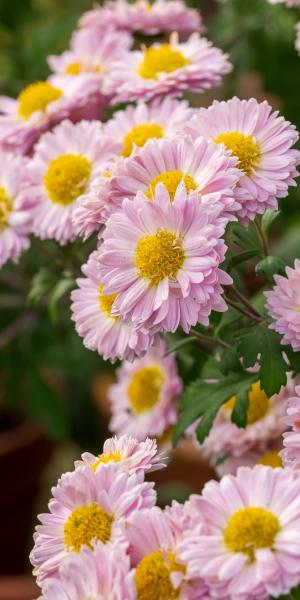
[38,543,135,600]
[26,120,118,244]
[79,0,203,36]
[99,181,232,334]
[281,384,300,469]
[180,465,300,598]
[265,259,300,352]
[108,340,182,440]
[71,250,154,362]
[30,462,156,583]
[105,33,231,104]
[0,153,35,267]
[185,97,300,223]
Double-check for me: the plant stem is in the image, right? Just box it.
[229,286,262,319]
[254,217,269,257]
[190,328,231,349]
[225,296,262,322]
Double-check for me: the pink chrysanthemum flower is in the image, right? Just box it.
[268,0,300,5]
[265,259,300,351]
[106,136,242,222]
[281,385,300,468]
[105,32,232,104]
[38,543,135,600]
[180,465,300,599]
[197,379,292,462]
[0,153,35,268]
[26,120,118,244]
[71,251,154,362]
[79,0,203,36]
[0,77,107,154]
[108,340,182,440]
[127,506,208,599]
[185,97,300,223]
[215,443,284,477]
[77,435,166,476]
[99,182,232,334]
[30,462,156,583]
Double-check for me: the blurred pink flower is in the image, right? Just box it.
[265,259,300,351]
[281,384,300,468]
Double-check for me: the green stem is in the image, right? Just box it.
[229,286,262,319]
[190,328,231,349]
[254,217,269,257]
[225,296,262,323]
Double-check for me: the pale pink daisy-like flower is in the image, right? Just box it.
[79,0,203,36]
[108,339,181,440]
[180,465,300,599]
[127,506,208,599]
[71,251,154,362]
[38,543,135,600]
[184,97,300,223]
[265,259,300,351]
[281,385,300,468]
[72,174,112,240]
[0,77,107,154]
[268,0,300,5]
[77,435,166,476]
[99,182,232,334]
[105,32,232,104]
[26,119,118,244]
[30,462,156,583]
[196,379,292,462]
[0,153,36,268]
[215,443,284,477]
[106,136,242,222]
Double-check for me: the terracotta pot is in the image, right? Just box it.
[0,415,53,575]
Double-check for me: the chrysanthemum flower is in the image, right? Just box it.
[106,136,242,221]
[99,182,232,334]
[281,385,300,468]
[215,444,284,477]
[108,340,182,440]
[0,153,35,268]
[38,543,135,600]
[71,251,154,362]
[105,32,232,104]
[0,78,107,154]
[79,0,203,36]
[197,379,292,462]
[26,120,118,244]
[127,506,208,599]
[268,0,300,5]
[180,465,300,598]
[185,97,300,223]
[77,435,166,476]
[265,259,300,352]
[30,462,156,583]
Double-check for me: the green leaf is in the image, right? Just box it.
[48,277,75,322]
[27,267,57,305]
[255,256,286,283]
[231,222,260,251]
[228,249,261,270]
[238,325,287,396]
[285,348,300,374]
[261,209,280,232]
[165,335,197,356]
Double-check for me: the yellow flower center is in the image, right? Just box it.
[44,153,92,205]
[63,503,114,552]
[135,550,184,600]
[122,123,164,157]
[65,61,82,75]
[224,381,269,425]
[146,169,197,201]
[138,44,189,80]
[17,81,62,119]
[135,230,185,286]
[0,186,12,229]
[257,450,282,468]
[127,365,165,414]
[223,506,280,561]
[98,284,118,319]
[214,131,261,176]
[92,450,122,472]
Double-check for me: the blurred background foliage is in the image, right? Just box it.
[0,0,300,449]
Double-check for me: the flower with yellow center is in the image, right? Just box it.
[127,365,165,414]
[98,284,118,319]
[138,44,190,80]
[17,81,62,119]
[91,450,122,472]
[44,153,92,205]
[135,230,185,286]
[0,186,12,230]
[63,502,114,552]
[215,131,261,176]
[145,169,197,201]
[65,61,102,75]
[135,550,185,600]
[122,123,164,157]
[257,449,282,468]
[223,506,281,562]
[224,381,269,425]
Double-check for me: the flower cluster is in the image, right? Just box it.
[32,434,300,599]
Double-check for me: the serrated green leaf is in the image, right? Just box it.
[285,348,300,374]
[255,256,286,283]
[27,267,57,305]
[228,249,261,270]
[231,386,249,427]
[231,223,260,252]
[261,209,280,232]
